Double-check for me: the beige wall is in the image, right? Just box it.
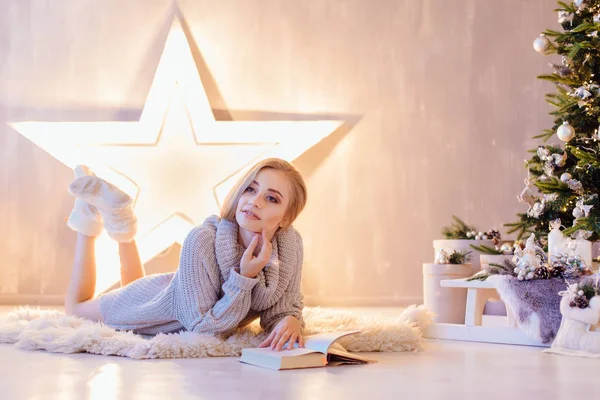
[0,0,557,305]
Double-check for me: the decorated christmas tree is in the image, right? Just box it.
[506,0,600,245]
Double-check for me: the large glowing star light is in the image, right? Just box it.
[10,20,342,294]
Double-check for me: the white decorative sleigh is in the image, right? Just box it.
[424,277,549,347]
[544,293,600,357]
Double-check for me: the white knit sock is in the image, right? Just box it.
[66,165,104,237]
[68,175,138,243]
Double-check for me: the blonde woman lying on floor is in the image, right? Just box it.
[64,158,307,351]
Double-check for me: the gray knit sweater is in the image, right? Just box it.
[99,215,305,336]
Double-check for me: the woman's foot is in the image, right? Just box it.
[68,173,138,243]
[66,166,104,237]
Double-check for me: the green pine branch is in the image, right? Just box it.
[532,129,555,141]
[563,216,600,237]
[534,177,572,194]
[556,1,576,13]
[570,147,600,168]
[466,272,490,282]
[441,215,477,240]
[470,244,502,255]
[504,215,537,240]
[537,74,578,86]
[487,260,517,276]
[448,250,472,265]
[579,282,598,300]
[550,98,579,114]
[568,42,582,58]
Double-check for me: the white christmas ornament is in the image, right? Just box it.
[548,219,566,258]
[517,185,536,206]
[553,152,567,167]
[574,0,587,10]
[573,198,593,219]
[527,201,546,219]
[557,121,575,142]
[560,173,572,182]
[567,178,584,194]
[434,249,450,264]
[574,86,592,100]
[533,34,551,53]
[558,10,573,23]
[537,146,551,160]
[499,243,514,255]
[513,234,545,281]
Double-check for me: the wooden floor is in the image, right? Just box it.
[1,306,599,399]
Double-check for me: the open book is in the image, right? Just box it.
[239,331,376,370]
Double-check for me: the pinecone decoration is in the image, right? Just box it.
[488,229,501,245]
[570,300,577,308]
[574,295,590,309]
[535,266,549,279]
[551,265,565,278]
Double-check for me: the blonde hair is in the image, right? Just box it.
[220,158,307,229]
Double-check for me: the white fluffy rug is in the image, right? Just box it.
[0,305,431,359]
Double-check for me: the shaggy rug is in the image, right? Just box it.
[0,305,432,359]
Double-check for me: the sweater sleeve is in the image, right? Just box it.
[174,226,259,335]
[259,233,305,332]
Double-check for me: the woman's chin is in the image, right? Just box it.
[236,215,261,231]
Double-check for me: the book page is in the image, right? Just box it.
[243,330,361,357]
[244,347,320,358]
[327,345,377,363]
[303,330,360,354]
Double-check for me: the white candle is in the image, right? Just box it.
[573,240,593,267]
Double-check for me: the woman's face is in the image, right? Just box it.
[236,168,291,234]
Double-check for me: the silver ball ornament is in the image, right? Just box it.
[500,243,513,254]
[533,34,551,53]
[557,121,575,142]
[560,173,572,182]
[527,272,535,280]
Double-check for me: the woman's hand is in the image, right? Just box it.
[258,316,304,351]
[240,229,272,278]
